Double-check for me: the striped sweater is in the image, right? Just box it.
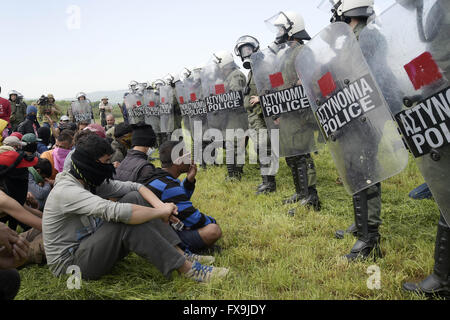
[145,168,216,230]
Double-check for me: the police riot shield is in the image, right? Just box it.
[143,89,161,133]
[183,69,208,135]
[201,60,249,136]
[159,85,175,133]
[124,93,145,125]
[359,0,450,224]
[296,22,409,195]
[250,41,320,158]
[71,100,93,124]
[175,81,191,133]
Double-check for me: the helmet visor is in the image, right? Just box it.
[234,35,260,56]
[238,44,255,59]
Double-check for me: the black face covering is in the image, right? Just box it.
[69,148,116,192]
[23,142,37,154]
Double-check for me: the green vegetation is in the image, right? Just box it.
[16,140,439,300]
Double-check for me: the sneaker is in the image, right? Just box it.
[184,261,229,283]
[184,249,215,265]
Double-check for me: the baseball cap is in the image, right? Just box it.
[10,132,23,140]
[22,133,42,144]
[0,151,38,169]
[3,136,26,147]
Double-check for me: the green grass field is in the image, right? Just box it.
[15,138,441,300]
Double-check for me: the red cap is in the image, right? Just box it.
[10,132,23,140]
[0,151,38,169]
[84,123,106,139]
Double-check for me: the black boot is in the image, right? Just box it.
[299,187,321,211]
[283,157,321,211]
[256,176,276,195]
[226,164,236,181]
[234,166,243,181]
[283,157,307,204]
[403,215,450,298]
[345,189,382,261]
[335,223,358,239]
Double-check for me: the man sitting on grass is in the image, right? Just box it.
[43,134,228,282]
[116,139,222,253]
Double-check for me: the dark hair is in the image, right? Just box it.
[76,134,113,160]
[159,141,182,168]
[37,127,51,145]
[57,130,74,143]
[73,129,96,146]
[114,122,133,138]
[59,122,77,133]
[34,158,52,178]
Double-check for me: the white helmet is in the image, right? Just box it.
[8,90,19,98]
[76,92,87,100]
[128,80,138,91]
[330,0,374,22]
[265,11,311,44]
[234,35,260,69]
[212,51,235,67]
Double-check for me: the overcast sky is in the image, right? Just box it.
[1,0,395,100]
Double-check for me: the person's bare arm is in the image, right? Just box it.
[0,191,42,231]
[24,205,43,218]
[127,202,178,225]
[138,185,167,209]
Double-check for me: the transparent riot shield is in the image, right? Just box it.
[159,85,175,133]
[71,100,93,124]
[250,41,321,158]
[296,22,409,195]
[184,69,208,135]
[175,81,191,133]
[360,0,450,224]
[201,60,249,136]
[143,89,161,133]
[124,93,145,125]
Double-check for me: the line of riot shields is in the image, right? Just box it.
[123,0,449,225]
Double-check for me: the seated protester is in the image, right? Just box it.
[28,158,53,211]
[63,129,101,172]
[0,221,29,300]
[84,123,106,139]
[43,134,228,282]
[10,132,23,140]
[146,141,222,253]
[40,130,74,180]
[77,120,90,132]
[3,136,26,151]
[0,119,8,146]
[17,106,40,136]
[22,133,41,158]
[36,127,51,154]
[104,114,116,133]
[110,122,133,166]
[0,149,42,232]
[115,124,156,184]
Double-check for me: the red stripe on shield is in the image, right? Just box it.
[136,100,142,107]
[162,97,165,103]
[404,52,442,91]
[215,84,225,95]
[318,72,336,98]
[149,101,155,107]
[190,93,197,102]
[179,97,184,104]
[269,72,284,88]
